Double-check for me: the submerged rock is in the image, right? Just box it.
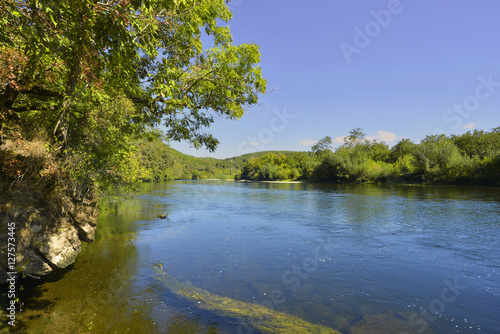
[154,264,340,333]
[350,311,435,334]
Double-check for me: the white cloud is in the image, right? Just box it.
[333,136,346,144]
[300,139,318,146]
[248,142,261,147]
[366,131,399,143]
[463,122,476,129]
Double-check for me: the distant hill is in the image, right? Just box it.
[227,150,303,164]
[136,140,304,181]
[137,126,500,185]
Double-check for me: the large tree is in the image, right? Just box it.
[311,136,333,156]
[343,127,366,148]
[0,0,266,190]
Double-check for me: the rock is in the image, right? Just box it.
[158,213,167,219]
[307,303,334,326]
[17,249,53,276]
[350,311,435,334]
[62,195,98,242]
[0,181,99,283]
[34,218,82,269]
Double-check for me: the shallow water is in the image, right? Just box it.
[3,181,500,333]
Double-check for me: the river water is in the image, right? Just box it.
[3,181,500,333]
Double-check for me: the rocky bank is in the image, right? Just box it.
[0,182,98,283]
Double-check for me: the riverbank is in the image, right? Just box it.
[236,179,305,184]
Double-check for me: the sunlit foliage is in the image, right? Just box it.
[237,128,500,186]
[1,0,266,192]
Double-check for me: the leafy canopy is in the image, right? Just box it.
[311,136,333,156]
[0,0,266,189]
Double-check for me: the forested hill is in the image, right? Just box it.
[137,140,304,181]
[138,126,500,186]
[138,140,235,180]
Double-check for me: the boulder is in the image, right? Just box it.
[0,182,98,282]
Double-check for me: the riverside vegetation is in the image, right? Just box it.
[1,1,497,332]
[1,0,266,194]
[136,138,299,181]
[237,127,500,185]
[137,126,500,186]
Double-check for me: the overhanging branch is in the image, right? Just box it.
[20,87,64,99]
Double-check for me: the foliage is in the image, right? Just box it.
[237,152,313,181]
[237,127,500,186]
[412,135,468,182]
[364,141,391,162]
[137,139,242,181]
[452,127,500,159]
[0,0,266,193]
[343,127,367,148]
[389,138,417,163]
[311,136,333,156]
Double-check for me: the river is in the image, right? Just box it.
[4,181,500,333]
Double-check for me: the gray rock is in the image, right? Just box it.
[34,219,82,269]
[18,249,53,276]
[0,182,98,283]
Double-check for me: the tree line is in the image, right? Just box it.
[137,139,240,181]
[236,127,500,185]
[136,140,303,181]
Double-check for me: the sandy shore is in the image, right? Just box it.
[235,179,305,184]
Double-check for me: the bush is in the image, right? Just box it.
[390,139,417,163]
[413,136,470,183]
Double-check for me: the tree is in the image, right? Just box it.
[343,128,366,148]
[452,128,500,159]
[364,140,390,162]
[413,135,468,182]
[311,136,333,156]
[0,0,266,190]
[389,138,417,163]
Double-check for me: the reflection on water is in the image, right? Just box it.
[1,196,158,333]
[3,181,500,333]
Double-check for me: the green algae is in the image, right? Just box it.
[153,264,339,334]
[350,311,435,334]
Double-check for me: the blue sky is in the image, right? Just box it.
[169,0,500,159]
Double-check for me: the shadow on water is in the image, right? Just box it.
[1,277,55,333]
[1,187,174,334]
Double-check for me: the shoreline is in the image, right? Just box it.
[235,179,305,184]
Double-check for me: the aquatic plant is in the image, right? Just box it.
[153,264,339,334]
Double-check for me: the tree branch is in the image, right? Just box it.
[20,87,64,99]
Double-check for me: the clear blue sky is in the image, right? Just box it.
[169,0,500,159]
